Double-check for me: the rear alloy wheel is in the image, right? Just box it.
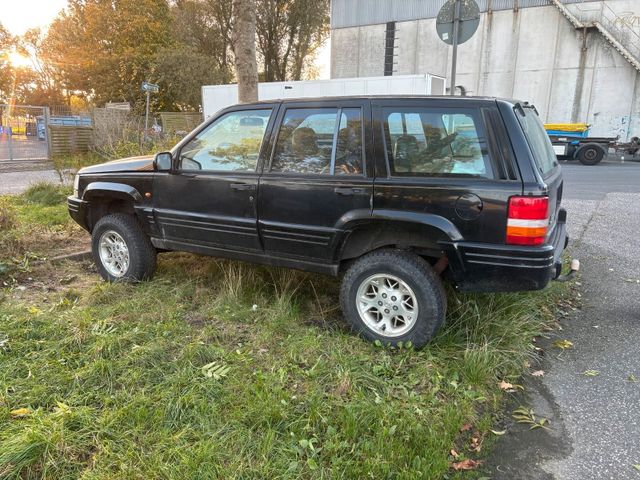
[340,249,446,348]
[356,273,419,337]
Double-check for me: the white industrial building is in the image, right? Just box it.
[330,0,640,139]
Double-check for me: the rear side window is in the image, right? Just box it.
[383,108,492,178]
[517,107,558,176]
[270,107,363,175]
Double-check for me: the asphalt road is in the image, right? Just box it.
[0,169,65,195]
[560,158,640,200]
[488,158,640,479]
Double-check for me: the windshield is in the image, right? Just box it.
[517,106,558,176]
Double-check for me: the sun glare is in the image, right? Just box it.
[8,51,33,69]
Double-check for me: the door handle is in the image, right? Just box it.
[230,183,255,191]
[334,187,366,195]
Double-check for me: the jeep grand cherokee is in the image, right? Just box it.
[68,96,573,347]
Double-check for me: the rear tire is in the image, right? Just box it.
[340,249,446,348]
[91,213,157,282]
[577,144,605,165]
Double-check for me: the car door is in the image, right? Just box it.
[257,100,374,261]
[153,105,278,253]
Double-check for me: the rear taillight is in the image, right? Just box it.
[506,196,549,246]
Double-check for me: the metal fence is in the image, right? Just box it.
[0,105,49,165]
[0,104,199,165]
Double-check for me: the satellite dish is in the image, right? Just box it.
[436,0,481,46]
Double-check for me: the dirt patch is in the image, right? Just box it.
[5,259,98,305]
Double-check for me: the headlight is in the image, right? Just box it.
[73,175,80,198]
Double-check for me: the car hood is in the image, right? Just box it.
[78,155,155,174]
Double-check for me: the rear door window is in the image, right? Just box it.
[383,108,492,178]
[270,107,364,175]
[516,106,558,177]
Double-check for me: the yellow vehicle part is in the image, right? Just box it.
[544,123,589,132]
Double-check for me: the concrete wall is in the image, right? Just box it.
[330,0,640,140]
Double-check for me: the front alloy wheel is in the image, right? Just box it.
[91,213,157,282]
[98,230,130,278]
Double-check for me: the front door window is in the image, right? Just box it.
[179,109,272,172]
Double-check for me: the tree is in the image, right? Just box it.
[43,0,174,110]
[256,0,330,81]
[32,0,331,110]
[152,45,229,111]
[232,0,259,103]
[14,28,66,105]
[171,0,234,80]
[0,24,15,103]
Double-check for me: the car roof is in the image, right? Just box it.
[237,95,521,107]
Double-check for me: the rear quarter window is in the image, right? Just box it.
[516,107,558,177]
[382,107,493,178]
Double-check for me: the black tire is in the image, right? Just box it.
[340,249,446,348]
[577,144,605,165]
[91,213,157,282]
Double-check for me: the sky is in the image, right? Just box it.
[1,0,68,35]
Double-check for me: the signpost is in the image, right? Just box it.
[436,0,480,95]
[141,81,159,139]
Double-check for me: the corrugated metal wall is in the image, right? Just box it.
[331,0,599,29]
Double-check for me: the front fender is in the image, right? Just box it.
[82,182,143,203]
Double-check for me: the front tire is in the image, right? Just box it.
[91,213,157,282]
[340,249,446,348]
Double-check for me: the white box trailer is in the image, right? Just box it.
[201,74,447,119]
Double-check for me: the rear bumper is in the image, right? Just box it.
[67,196,90,231]
[442,208,569,292]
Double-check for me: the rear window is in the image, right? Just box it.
[517,107,558,176]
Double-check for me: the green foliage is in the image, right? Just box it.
[0,235,569,478]
[23,182,70,207]
[0,23,16,103]
[43,0,174,110]
[0,196,17,230]
[0,193,76,278]
[257,0,331,81]
[152,45,231,111]
[52,134,183,175]
[9,0,330,109]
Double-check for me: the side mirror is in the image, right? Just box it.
[154,151,172,171]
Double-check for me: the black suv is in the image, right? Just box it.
[68,96,570,347]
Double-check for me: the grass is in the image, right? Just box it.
[0,193,570,479]
[22,182,70,207]
[0,183,83,279]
